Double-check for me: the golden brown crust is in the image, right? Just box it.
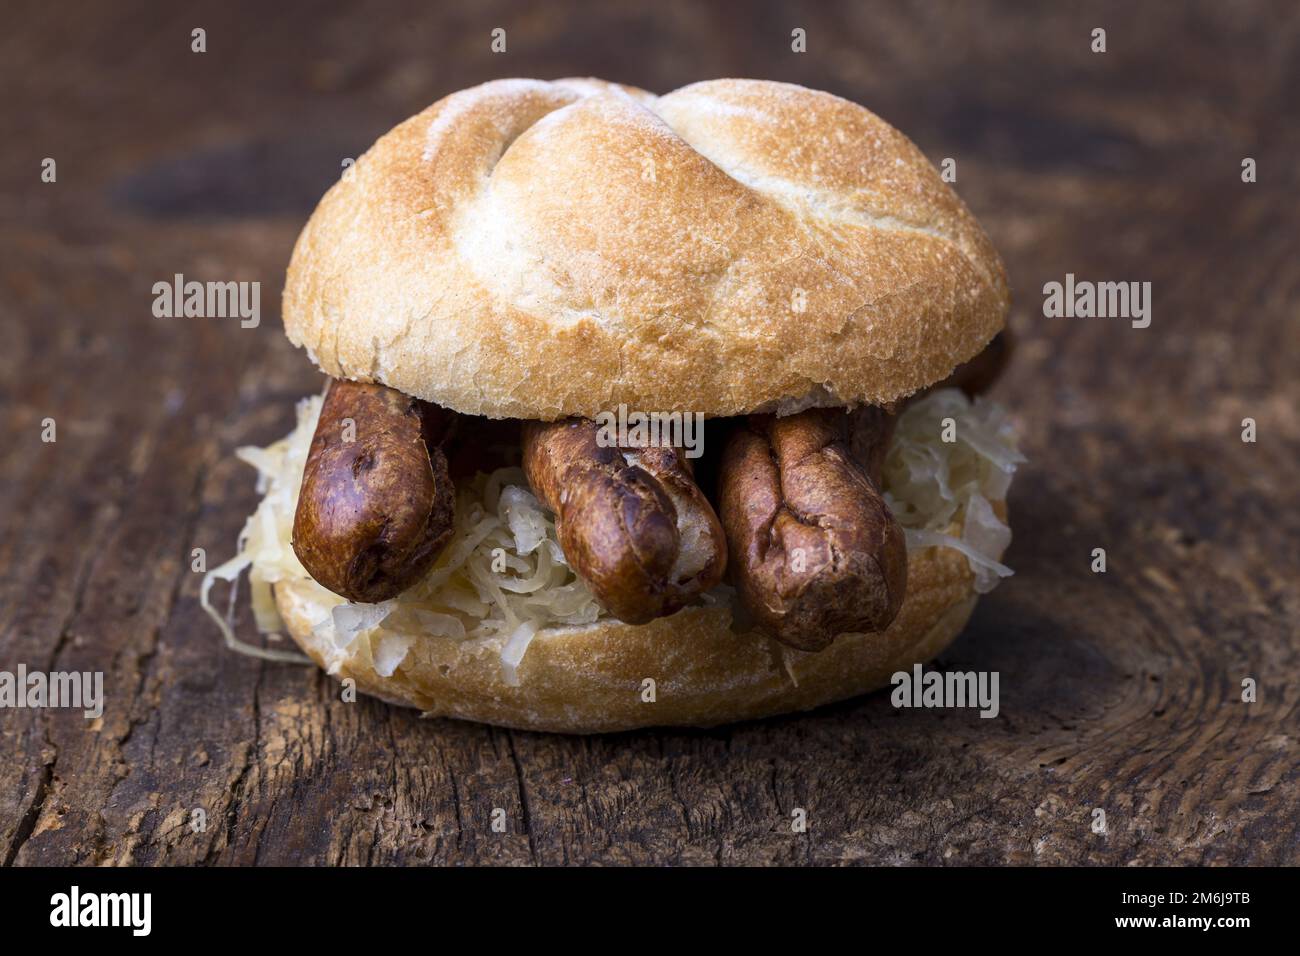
[933,329,1015,397]
[282,78,1009,420]
[291,381,456,602]
[273,506,992,734]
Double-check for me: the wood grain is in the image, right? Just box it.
[0,0,1296,865]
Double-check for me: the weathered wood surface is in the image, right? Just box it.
[1,0,1296,865]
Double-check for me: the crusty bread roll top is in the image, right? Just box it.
[283,78,1008,420]
[264,78,1012,733]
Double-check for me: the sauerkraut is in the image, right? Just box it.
[882,388,1025,593]
[202,388,1023,680]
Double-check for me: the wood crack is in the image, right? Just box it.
[505,730,538,864]
[2,729,56,868]
[222,661,264,863]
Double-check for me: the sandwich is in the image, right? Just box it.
[203,77,1023,733]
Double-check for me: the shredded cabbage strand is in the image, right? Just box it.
[882,388,1026,593]
[203,388,1023,680]
[200,395,602,683]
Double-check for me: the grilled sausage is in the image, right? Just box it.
[292,380,456,603]
[935,330,1014,397]
[522,419,726,624]
[718,406,907,651]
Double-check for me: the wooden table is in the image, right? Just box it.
[1,0,1295,865]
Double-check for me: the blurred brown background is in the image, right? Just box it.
[0,0,1296,865]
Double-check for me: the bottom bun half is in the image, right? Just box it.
[274,529,986,734]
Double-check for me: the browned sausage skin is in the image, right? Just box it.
[935,330,1014,397]
[292,380,456,603]
[522,419,727,625]
[718,407,907,651]
[289,330,1008,621]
